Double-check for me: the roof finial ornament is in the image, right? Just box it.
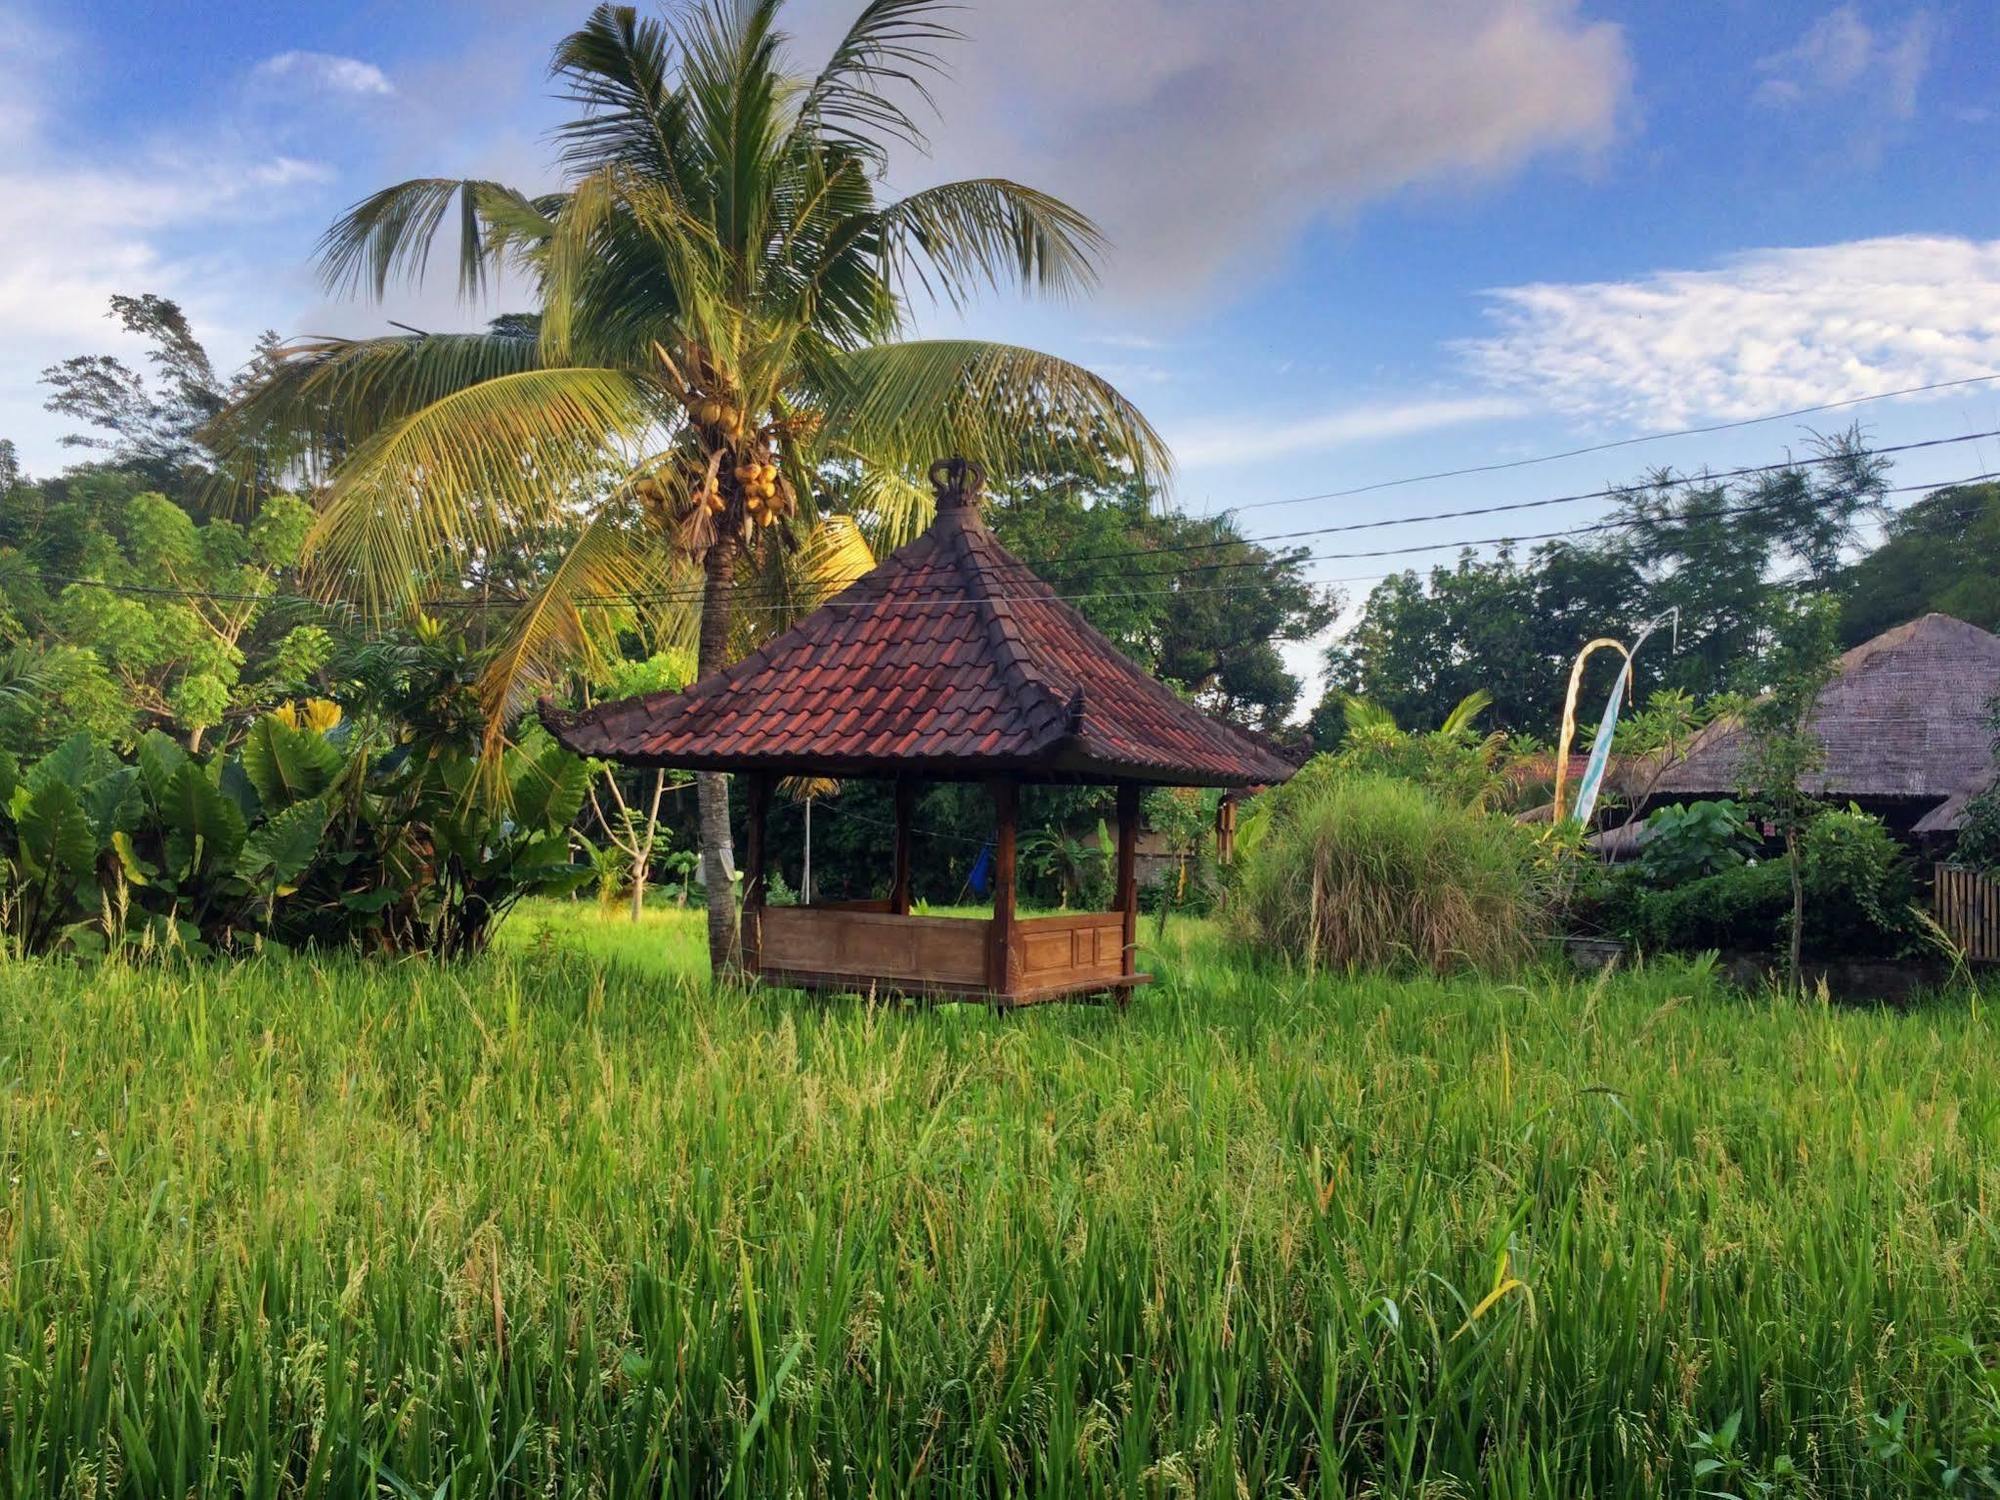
[929,456,986,511]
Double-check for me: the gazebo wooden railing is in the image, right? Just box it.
[740,780,1145,1005]
[545,458,1298,1008]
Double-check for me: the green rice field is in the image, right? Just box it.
[2,903,1998,1495]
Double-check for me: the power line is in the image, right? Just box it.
[33,467,1993,619]
[1052,426,1994,569]
[1213,370,2000,517]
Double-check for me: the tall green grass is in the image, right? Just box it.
[1,904,1997,1495]
[1236,771,1545,974]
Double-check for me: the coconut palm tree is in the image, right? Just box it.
[211,0,1166,973]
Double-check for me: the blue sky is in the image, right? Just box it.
[5,0,2000,676]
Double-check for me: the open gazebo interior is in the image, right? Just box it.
[547,459,1298,1006]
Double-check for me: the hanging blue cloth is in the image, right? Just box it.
[967,841,994,897]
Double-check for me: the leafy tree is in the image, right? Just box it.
[1607,427,1887,694]
[1839,481,2000,645]
[0,489,328,754]
[987,466,1335,729]
[1734,592,1841,992]
[40,294,280,508]
[583,647,696,918]
[1317,429,1890,742]
[211,0,1163,974]
[1317,542,1641,741]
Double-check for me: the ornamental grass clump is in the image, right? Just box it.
[1235,769,1545,974]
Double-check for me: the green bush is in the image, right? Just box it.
[1233,769,1545,975]
[1616,804,1922,959]
[1623,860,1792,955]
[1634,799,1753,885]
[0,712,594,960]
[1797,805,1922,957]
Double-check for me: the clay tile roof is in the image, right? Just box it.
[542,467,1298,787]
[1650,613,2000,807]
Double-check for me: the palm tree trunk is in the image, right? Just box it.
[697,534,740,975]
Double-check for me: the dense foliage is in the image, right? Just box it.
[1951,700,2000,874]
[1841,480,2000,645]
[0,710,592,960]
[987,467,1336,730]
[1603,800,1924,960]
[1233,766,1545,974]
[1318,427,1891,737]
[4,911,1994,1495]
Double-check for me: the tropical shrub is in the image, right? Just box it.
[0,711,592,959]
[1233,769,1545,975]
[1634,799,1754,886]
[1949,700,2000,873]
[1616,804,1921,959]
[1620,861,1792,956]
[0,489,330,756]
[1331,691,1508,808]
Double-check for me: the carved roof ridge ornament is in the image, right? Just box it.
[929,456,986,513]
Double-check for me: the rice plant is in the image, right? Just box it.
[0,904,1996,1495]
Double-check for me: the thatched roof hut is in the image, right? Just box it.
[1648,613,2000,830]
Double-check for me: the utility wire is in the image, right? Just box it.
[1051,426,1995,569]
[31,467,1993,618]
[1214,370,2000,517]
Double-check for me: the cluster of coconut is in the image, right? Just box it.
[733,454,790,527]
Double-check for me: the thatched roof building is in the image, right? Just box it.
[1648,613,2000,830]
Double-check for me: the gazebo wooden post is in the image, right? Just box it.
[1115,783,1140,994]
[740,772,772,976]
[987,779,1018,1003]
[890,778,915,916]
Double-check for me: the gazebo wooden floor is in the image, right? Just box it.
[751,901,1152,1007]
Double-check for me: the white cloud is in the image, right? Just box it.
[252,50,395,98]
[906,0,1630,303]
[0,13,341,468]
[1755,5,1935,119]
[1460,235,2000,427]
[1172,395,1527,470]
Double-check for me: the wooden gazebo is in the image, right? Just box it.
[544,459,1297,1006]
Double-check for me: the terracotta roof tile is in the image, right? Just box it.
[543,486,1300,786]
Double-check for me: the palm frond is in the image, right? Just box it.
[875,179,1103,306]
[1439,689,1496,739]
[789,512,877,607]
[476,509,681,730]
[822,339,1171,487]
[675,0,788,278]
[207,330,549,491]
[317,178,530,300]
[1342,694,1400,737]
[542,165,726,366]
[550,3,697,190]
[840,463,933,553]
[793,0,959,162]
[304,367,657,617]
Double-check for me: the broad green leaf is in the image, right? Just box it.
[239,716,345,810]
[82,766,144,839]
[161,761,247,875]
[237,797,328,888]
[511,741,590,832]
[110,830,153,886]
[17,781,99,887]
[0,747,17,810]
[136,731,190,806]
[27,732,112,798]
